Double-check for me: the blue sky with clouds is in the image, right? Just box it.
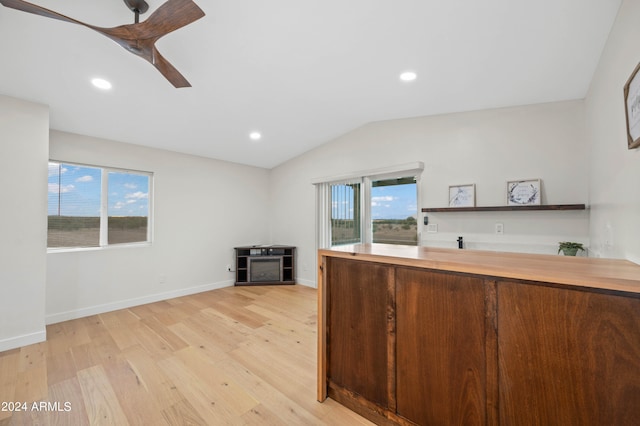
[332,183,417,220]
[48,162,149,217]
[107,172,149,216]
[371,183,417,219]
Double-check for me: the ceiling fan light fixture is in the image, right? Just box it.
[399,71,417,82]
[91,78,112,90]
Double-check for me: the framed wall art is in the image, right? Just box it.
[624,62,640,149]
[507,179,541,206]
[449,184,475,207]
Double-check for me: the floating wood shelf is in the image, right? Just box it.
[421,204,586,213]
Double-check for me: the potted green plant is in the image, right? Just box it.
[558,241,585,256]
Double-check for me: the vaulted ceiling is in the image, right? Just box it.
[0,0,621,168]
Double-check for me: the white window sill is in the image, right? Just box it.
[47,241,152,254]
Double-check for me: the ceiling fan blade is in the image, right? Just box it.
[149,46,191,88]
[0,0,92,27]
[86,29,193,87]
[134,0,205,39]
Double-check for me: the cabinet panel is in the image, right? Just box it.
[328,257,393,408]
[498,281,640,426]
[396,268,486,425]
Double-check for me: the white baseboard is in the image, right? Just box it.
[45,280,235,325]
[295,277,317,288]
[0,329,47,352]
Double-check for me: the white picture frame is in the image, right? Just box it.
[507,179,541,206]
[449,184,475,207]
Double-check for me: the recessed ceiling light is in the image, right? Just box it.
[399,71,417,82]
[249,131,262,141]
[91,77,112,90]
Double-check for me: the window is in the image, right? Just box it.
[315,162,423,249]
[331,182,362,246]
[107,171,151,245]
[371,177,418,245]
[48,161,152,249]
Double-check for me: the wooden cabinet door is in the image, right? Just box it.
[396,267,487,425]
[498,281,640,426]
[327,257,394,408]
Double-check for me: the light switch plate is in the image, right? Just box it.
[426,224,438,233]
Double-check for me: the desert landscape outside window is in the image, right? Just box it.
[328,175,418,247]
[48,161,152,249]
[371,177,418,245]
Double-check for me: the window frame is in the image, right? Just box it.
[329,179,364,246]
[47,160,154,253]
[369,175,419,245]
[314,162,423,249]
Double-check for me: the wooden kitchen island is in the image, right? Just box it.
[317,244,640,426]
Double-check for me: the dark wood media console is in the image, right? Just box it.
[235,245,295,286]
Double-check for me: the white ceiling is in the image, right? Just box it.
[0,0,621,168]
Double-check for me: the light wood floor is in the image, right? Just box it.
[0,285,372,425]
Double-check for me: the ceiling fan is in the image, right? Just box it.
[0,0,205,87]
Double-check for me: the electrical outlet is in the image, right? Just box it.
[495,223,504,234]
[226,264,232,272]
[159,274,166,284]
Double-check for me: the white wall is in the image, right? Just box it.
[7,0,636,343]
[269,100,589,287]
[585,0,640,263]
[0,95,48,351]
[47,131,271,323]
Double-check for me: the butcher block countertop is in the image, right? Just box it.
[319,244,640,295]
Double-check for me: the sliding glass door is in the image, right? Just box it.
[371,177,418,245]
[330,182,362,246]
[319,174,419,248]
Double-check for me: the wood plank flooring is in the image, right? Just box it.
[0,285,372,425]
